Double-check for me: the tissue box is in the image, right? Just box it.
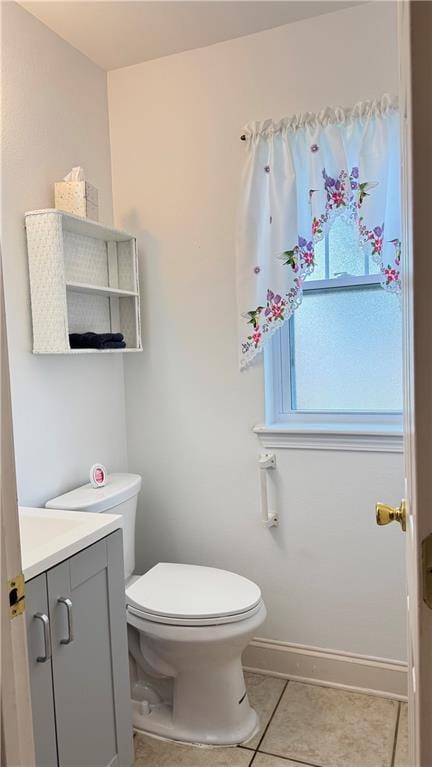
[54,180,99,221]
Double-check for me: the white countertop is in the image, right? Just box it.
[19,506,122,581]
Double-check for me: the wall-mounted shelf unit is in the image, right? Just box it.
[25,209,142,354]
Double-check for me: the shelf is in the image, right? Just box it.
[25,209,142,354]
[34,348,142,355]
[25,209,132,243]
[66,281,138,298]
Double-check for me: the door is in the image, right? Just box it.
[47,533,133,767]
[1,252,36,766]
[26,574,58,767]
[399,2,432,765]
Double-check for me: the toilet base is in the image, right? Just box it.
[127,601,267,746]
[132,697,259,747]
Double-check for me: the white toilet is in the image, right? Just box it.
[46,473,266,746]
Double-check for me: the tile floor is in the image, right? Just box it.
[134,672,408,767]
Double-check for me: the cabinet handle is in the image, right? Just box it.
[58,597,74,644]
[34,613,52,662]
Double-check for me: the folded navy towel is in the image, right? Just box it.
[69,332,125,350]
[93,333,124,344]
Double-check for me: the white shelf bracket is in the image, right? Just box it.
[258,453,279,528]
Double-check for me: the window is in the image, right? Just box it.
[264,217,403,441]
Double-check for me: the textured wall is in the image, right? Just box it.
[109,2,406,661]
[1,2,128,505]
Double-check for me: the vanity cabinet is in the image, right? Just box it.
[26,530,133,767]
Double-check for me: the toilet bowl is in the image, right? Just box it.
[126,563,266,745]
[46,474,266,746]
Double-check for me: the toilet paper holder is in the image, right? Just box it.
[258,453,279,528]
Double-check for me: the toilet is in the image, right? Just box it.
[46,473,266,746]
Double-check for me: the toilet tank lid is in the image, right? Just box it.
[45,473,142,513]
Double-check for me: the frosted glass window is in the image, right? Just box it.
[308,217,381,281]
[290,287,402,411]
[328,216,365,277]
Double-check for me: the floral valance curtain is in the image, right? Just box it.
[236,94,401,369]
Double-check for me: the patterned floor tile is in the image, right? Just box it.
[394,702,409,767]
[260,682,398,767]
[242,673,286,749]
[134,733,253,767]
[253,753,314,767]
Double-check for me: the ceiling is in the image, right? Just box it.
[20,1,362,71]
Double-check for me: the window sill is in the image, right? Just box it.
[253,423,404,453]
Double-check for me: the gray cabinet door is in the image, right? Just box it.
[26,573,58,767]
[47,531,133,767]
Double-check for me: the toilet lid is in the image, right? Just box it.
[125,563,262,620]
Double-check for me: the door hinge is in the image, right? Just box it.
[8,573,25,619]
[422,533,432,609]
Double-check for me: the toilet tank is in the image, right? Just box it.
[45,473,142,579]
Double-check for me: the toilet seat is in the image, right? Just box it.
[127,600,264,627]
[125,562,262,626]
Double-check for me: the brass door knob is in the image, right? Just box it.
[376,500,406,532]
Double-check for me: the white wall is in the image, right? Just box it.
[108,1,405,662]
[1,2,128,506]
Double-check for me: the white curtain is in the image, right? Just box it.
[236,94,401,369]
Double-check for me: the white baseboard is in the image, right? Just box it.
[243,637,408,701]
